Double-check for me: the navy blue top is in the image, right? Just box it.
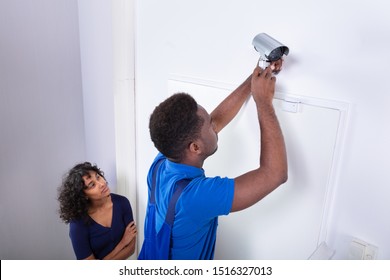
[144,153,234,259]
[69,193,134,259]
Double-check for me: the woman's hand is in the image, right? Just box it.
[122,221,137,245]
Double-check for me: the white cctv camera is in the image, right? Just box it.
[252,33,289,63]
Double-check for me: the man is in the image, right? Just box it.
[142,62,287,259]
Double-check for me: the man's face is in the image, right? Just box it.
[196,105,218,157]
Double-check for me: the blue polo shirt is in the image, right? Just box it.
[145,153,234,259]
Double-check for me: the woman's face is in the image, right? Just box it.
[82,171,111,200]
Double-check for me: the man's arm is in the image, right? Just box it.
[231,66,288,212]
[210,75,252,133]
[210,61,283,133]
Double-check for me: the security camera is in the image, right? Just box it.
[252,33,289,62]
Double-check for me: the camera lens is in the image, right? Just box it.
[267,47,284,61]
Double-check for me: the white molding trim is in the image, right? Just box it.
[112,0,137,258]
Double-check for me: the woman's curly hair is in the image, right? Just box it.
[57,162,104,224]
[149,93,204,161]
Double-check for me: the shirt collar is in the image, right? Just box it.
[165,158,205,179]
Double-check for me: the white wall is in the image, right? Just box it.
[0,0,85,259]
[78,0,137,202]
[77,0,118,187]
[135,0,390,259]
[78,0,137,257]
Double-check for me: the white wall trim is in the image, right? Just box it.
[112,0,137,258]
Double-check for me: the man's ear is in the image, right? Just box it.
[189,141,201,154]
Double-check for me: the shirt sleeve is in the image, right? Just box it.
[69,220,93,260]
[180,176,235,223]
[120,195,134,225]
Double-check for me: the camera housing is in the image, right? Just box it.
[252,33,289,62]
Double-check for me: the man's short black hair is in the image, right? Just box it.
[149,93,204,161]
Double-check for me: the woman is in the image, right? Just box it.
[58,162,137,260]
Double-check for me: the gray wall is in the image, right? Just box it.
[0,0,124,260]
[0,0,85,259]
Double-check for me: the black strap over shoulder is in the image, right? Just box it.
[150,159,164,204]
[165,179,191,226]
[150,158,191,226]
